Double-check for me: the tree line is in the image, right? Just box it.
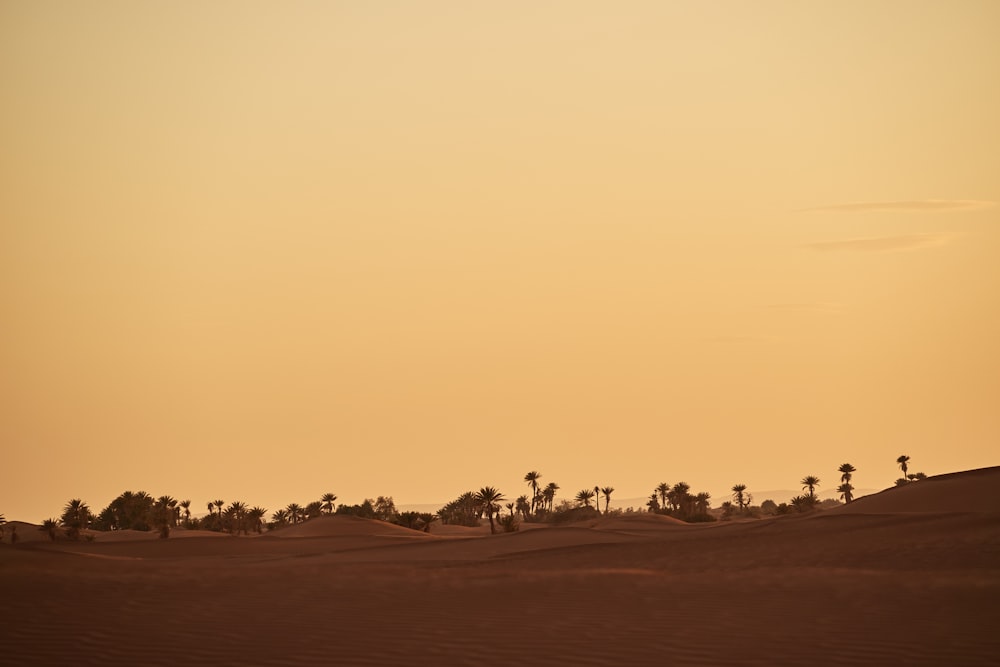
[12,455,924,541]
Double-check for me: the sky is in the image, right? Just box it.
[2,1,998,523]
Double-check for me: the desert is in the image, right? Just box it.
[2,467,998,666]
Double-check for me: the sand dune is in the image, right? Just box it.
[2,467,998,666]
[831,466,1000,514]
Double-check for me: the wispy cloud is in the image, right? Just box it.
[802,199,995,213]
[805,233,951,253]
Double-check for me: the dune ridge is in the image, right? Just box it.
[2,467,998,665]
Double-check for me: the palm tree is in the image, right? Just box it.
[694,492,711,514]
[515,495,531,519]
[474,487,505,535]
[60,499,93,540]
[206,501,214,516]
[594,486,601,512]
[575,488,595,509]
[670,482,691,514]
[214,499,225,516]
[321,493,338,515]
[801,476,820,499]
[41,518,59,541]
[179,500,191,527]
[270,509,289,529]
[656,482,670,511]
[286,503,303,525]
[600,487,615,514]
[897,455,910,480]
[524,471,541,515]
[505,502,515,517]
[838,463,856,485]
[227,501,248,535]
[154,496,176,538]
[731,484,748,512]
[837,483,854,504]
[247,506,267,533]
[543,482,559,512]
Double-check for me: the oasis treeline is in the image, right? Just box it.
[7,456,926,542]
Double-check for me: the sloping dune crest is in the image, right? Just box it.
[830,466,1000,514]
[263,514,436,539]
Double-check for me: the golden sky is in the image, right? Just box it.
[2,2,998,521]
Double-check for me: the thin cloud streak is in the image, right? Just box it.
[802,199,995,213]
[805,233,951,253]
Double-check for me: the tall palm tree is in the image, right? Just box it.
[897,455,910,480]
[206,501,214,516]
[575,488,595,508]
[247,506,267,533]
[515,495,531,519]
[179,500,191,527]
[227,501,248,535]
[474,487,505,534]
[594,486,601,512]
[321,493,338,515]
[731,484,748,511]
[656,482,670,511]
[154,496,176,538]
[286,503,303,525]
[837,483,854,504]
[524,471,541,515]
[801,476,820,499]
[600,487,615,514]
[838,463,856,485]
[694,492,711,514]
[670,482,691,514]
[214,499,225,516]
[543,482,559,512]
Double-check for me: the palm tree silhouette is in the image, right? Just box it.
[575,489,595,508]
[41,518,59,541]
[206,501,214,516]
[543,482,559,512]
[838,463,856,485]
[837,483,854,504]
[897,455,910,480]
[515,495,530,519]
[286,503,303,525]
[694,492,711,514]
[61,499,92,541]
[524,471,541,515]
[656,482,670,512]
[474,487,505,534]
[600,487,615,514]
[321,493,338,515]
[801,476,820,499]
[247,506,267,533]
[214,499,225,517]
[731,484,748,512]
[179,500,191,527]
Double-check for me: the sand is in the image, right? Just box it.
[2,467,998,666]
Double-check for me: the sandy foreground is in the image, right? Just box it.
[2,468,999,666]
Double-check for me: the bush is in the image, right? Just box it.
[499,515,520,532]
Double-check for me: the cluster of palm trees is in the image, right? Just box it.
[646,482,712,520]
[571,486,616,513]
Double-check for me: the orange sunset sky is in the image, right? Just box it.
[2,2,998,522]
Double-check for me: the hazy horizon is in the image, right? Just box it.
[3,2,998,524]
